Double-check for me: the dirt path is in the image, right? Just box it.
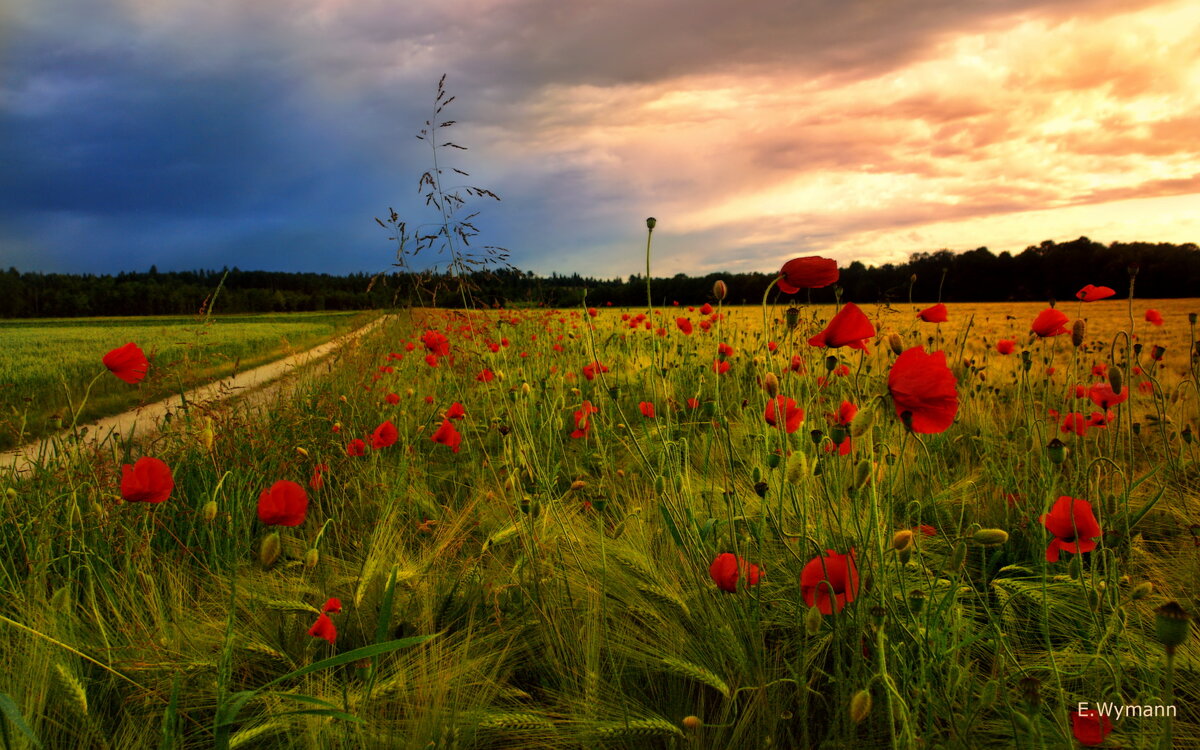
[1,314,390,476]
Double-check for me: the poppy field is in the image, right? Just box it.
[0,274,1198,749]
[0,310,372,451]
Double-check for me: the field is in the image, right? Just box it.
[0,294,1198,749]
[0,311,375,451]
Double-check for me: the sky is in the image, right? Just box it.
[1,0,1198,280]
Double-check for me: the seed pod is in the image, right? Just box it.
[304,548,320,569]
[646,217,657,230]
[1046,438,1067,465]
[972,528,1009,546]
[825,355,838,372]
[1071,319,1086,347]
[849,689,872,723]
[888,332,903,356]
[713,280,727,301]
[908,589,926,615]
[259,532,282,568]
[1154,601,1192,653]
[785,307,800,330]
[754,481,768,498]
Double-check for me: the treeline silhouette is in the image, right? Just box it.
[2,237,1197,318]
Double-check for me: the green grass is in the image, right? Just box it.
[0,311,376,451]
[0,299,1197,749]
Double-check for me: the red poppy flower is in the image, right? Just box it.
[1060,412,1088,436]
[1031,308,1070,338]
[308,612,337,645]
[778,256,839,294]
[712,360,731,374]
[789,355,806,374]
[807,303,875,352]
[321,597,342,614]
[639,401,656,418]
[916,303,948,323]
[431,419,462,452]
[258,480,308,527]
[800,549,860,614]
[103,342,150,384]
[1090,363,1108,377]
[887,347,959,433]
[676,317,693,335]
[831,400,857,425]
[1042,496,1101,563]
[996,339,1015,355]
[1086,410,1115,428]
[708,552,763,593]
[309,464,328,490]
[687,397,700,409]
[385,392,400,405]
[1145,308,1163,326]
[1071,710,1113,746]
[717,342,734,358]
[120,456,174,503]
[571,401,598,439]
[477,369,495,382]
[421,330,450,356]
[587,307,598,318]
[1075,284,1115,302]
[582,361,609,381]
[1088,383,1129,410]
[346,438,366,456]
[699,320,711,332]
[370,420,398,449]
[764,396,805,433]
[424,354,440,367]
[700,303,714,315]
[445,402,466,420]
[1138,380,1153,394]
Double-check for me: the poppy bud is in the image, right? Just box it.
[1071,319,1085,348]
[1182,425,1193,444]
[908,589,926,615]
[202,499,218,523]
[810,429,824,446]
[869,605,886,627]
[304,548,320,569]
[849,405,875,438]
[1068,555,1082,579]
[892,530,914,552]
[947,542,966,573]
[521,382,532,395]
[681,716,701,731]
[972,528,1009,546]
[829,424,848,446]
[824,355,838,372]
[201,419,215,452]
[1046,438,1067,464]
[654,475,665,496]
[713,280,727,301]
[1132,422,1141,435]
[853,460,872,490]
[763,372,779,398]
[785,307,800,330]
[646,217,656,230]
[1154,601,1191,653]
[909,273,918,284]
[259,532,282,568]
[1189,312,1197,324]
[849,689,872,723]
[804,604,824,635]
[766,453,781,469]
[1130,581,1154,600]
[1151,345,1166,361]
[754,481,768,498]
[1107,367,1123,396]
[888,332,903,356]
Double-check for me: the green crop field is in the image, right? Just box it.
[0,292,1198,749]
[0,310,376,451]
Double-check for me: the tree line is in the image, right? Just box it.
[1,237,1197,318]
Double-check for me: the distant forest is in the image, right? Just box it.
[2,237,1197,318]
